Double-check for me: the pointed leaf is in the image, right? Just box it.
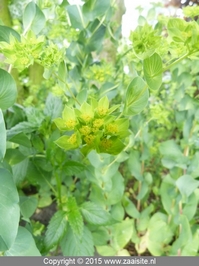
[44,210,67,250]
[176,175,199,198]
[143,53,162,90]
[81,202,111,225]
[61,226,94,256]
[67,197,83,238]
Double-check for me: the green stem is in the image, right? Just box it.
[156,51,195,77]
[55,170,62,208]
[28,154,46,158]
[116,112,123,120]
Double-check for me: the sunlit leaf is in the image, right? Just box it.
[124,77,149,116]
[143,53,162,90]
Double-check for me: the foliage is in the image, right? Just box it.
[0,0,199,257]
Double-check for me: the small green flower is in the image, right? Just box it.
[84,134,96,145]
[68,133,78,145]
[92,119,104,128]
[106,123,118,135]
[55,131,81,151]
[79,126,92,135]
[78,102,94,123]
[54,106,78,131]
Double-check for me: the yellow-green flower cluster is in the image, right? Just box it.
[54,96,130,155]
[85,63,113,84]
[38,42,64,68]
[0,31,64,71]
[0,31,44,71]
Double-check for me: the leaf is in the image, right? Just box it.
[55,133,81,151]
[23,2,46,35]
[79,19,106,52]
[143,53,162,90]
[0,25,20,43]
[181,229,199,256]
[167,18,187,42]
[67,197,83,238]
[124,77,149,116]
[87,150,112,168]
[0,69,17,110]
[0,110,6,161]
[183,192,198,221]
[64,161,85,176]
[122,196,140,219]
[66,5,88,30]
[7,122,38,140]
[44,93,63,120]
[147,212,173,255]
[137,205,154,231]
[82,0,111,20]
[160,180,176,215]
[5,227,41,256]
[5,149,26,165]
[112,219,134,250]
[111,202,125,222]
[106,172,124,205]
[159,140,188,169]
[58,61,67,89]
[169,215,192,255]
[127,150,143,181]
[19,196,38,219]
[80,201,112,225]
[0,169,20,251]
[176,175,199,198]
[44,210,67,250]
[96,245,116,256]
[12,158,29,185]
[9,132,31,148]
[61,226,94,256]
[92,228,110,246]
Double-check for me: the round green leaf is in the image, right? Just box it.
[5,227,41,256]
[112,219,134,250]
[176,175,199,198]
[0,169,20,251]
[0,69,17,110]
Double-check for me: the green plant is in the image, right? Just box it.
[0,0,199,256]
